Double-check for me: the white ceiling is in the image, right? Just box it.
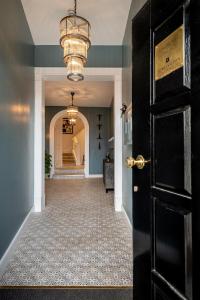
[45,80,114,107]
[21,0,131,45]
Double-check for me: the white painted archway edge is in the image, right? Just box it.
[34,67,122,212]
[49,110,89,178]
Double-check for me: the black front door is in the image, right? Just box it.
[132,0,200,299]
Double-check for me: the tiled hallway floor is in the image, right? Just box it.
[0,179,133,286]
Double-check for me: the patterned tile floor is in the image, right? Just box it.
[0,179,133,286]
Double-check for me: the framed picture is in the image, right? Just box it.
[62,118,73,134]
[123,104,132,145]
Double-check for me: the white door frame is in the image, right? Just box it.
[49,110,89,177]
[34,67,122,212]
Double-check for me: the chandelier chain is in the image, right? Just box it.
[71,92,75,105]
[74,0,77,15]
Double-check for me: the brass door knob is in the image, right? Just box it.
[126,155,150,169]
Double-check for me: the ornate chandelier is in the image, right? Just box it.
[60,0,91,81]
[66,92,79,126]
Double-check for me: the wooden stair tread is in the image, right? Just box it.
[62,152,76,164]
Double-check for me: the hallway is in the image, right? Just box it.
[0,179,132,286]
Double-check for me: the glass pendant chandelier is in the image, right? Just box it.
[60,0,91,81]
[66,92,79,126]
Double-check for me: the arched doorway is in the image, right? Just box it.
[49,110,89,177]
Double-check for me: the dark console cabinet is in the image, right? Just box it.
[103,160,114,193]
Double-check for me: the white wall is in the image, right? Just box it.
[62,134,73,153]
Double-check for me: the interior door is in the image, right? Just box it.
[131,0,200,299]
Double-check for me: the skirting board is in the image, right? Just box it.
[0,207,34,277]
[86,174,103,178]
[122,206,132,230]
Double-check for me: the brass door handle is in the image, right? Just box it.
[126,155,150,169]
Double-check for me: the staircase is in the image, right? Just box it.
[62,152,76,165]
[53,152,84,179]
[53,166,85,179]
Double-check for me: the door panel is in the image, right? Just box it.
[153,198,192,297]
[153,6,190,101]
[154,106,191,195]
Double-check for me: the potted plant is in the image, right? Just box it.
[45,152,52,178]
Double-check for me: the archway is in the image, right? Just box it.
[49,110,89,178]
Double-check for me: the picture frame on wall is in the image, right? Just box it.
[62,118,73,134]
[123,104,132,145]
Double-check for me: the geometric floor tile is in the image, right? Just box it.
[0,179,133,286]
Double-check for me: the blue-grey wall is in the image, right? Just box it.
[0,0,34,259]
[122,0,147,224]
[35,45,122,68]
[45,106,111,174]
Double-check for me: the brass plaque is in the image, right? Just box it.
[155,25,184,81]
